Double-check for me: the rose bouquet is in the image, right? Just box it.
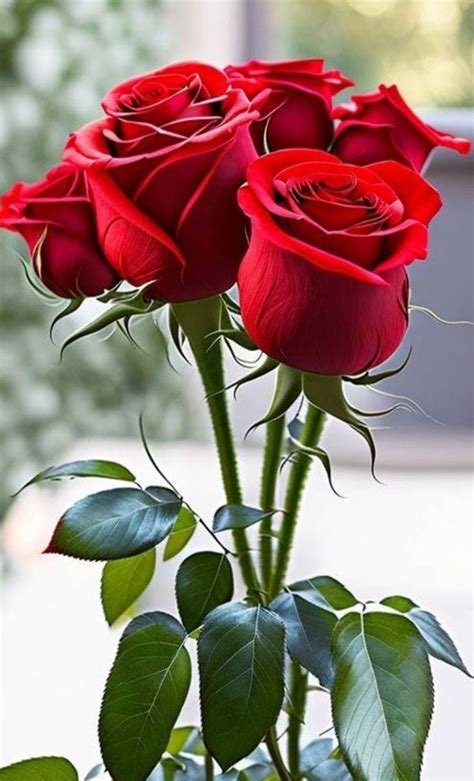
[0,59,471,781]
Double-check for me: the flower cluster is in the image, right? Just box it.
[1,58,469,374]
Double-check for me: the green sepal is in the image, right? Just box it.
[60,294,162,357]
[344,348,412,386]
[168,308,191,365]
[208,327,258,352]
[49,297,84,342]
[247,365,302,436]
[284,437,343,497]
[14,243,59,302]
[215,355,279,401]
[302,373,378,480]
[410,303,473,326]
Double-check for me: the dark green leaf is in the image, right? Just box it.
[163,506,198,561]
[213,504,274,533]
[300,739,351,781]
[45,486,182,561]
[381,596,472,676]
[270,592,336,687]
[99,612,191,781]
[198,602,285,770]
[289,576,358,612]
[101,549,156,626]
[14,459,136,495]
[166,726,205,757]
[0,757,78,780]
[176,552,234,632]
[331,611,433,781]
[148,755,203,781]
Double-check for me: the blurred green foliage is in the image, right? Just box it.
[278,0,473,108]
[0,0,189,521]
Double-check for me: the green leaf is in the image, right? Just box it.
[163,506,198,561]
[99,611,191,781]
[381,596,472,677]
[331,611,433,781]
[270,591,336,687]
[288,576,358,612]
[101,549,156,626]
[239,764,278,781]
[213,504,275,532]
[0,757,78,780]
[166,726,205,757]
[45,486,182,561]
[379,595,417,613]
[198,602,285,770]
[300,739,351,781]
[176,552,234,632]
[14,459,136,496]
[84,766,106,780]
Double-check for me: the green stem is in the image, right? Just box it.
[287,660,308,777]
[259,415,286,596]
[171,297,259,595]
[270,404,326,598]
[265,727,292,781]
[205,751,214,781]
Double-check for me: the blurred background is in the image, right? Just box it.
[0,1,473,779]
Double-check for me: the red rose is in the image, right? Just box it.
[65,61,259,302]
[333,85,471,172]
[237,149,442,376]
[0,163,117,298]
[225,58,353,154]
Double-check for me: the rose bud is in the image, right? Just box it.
[0,163,117,298]
[237,149,442,376]
[333,84,471,172]
[225,58,353,154]
[65,61,260,302]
